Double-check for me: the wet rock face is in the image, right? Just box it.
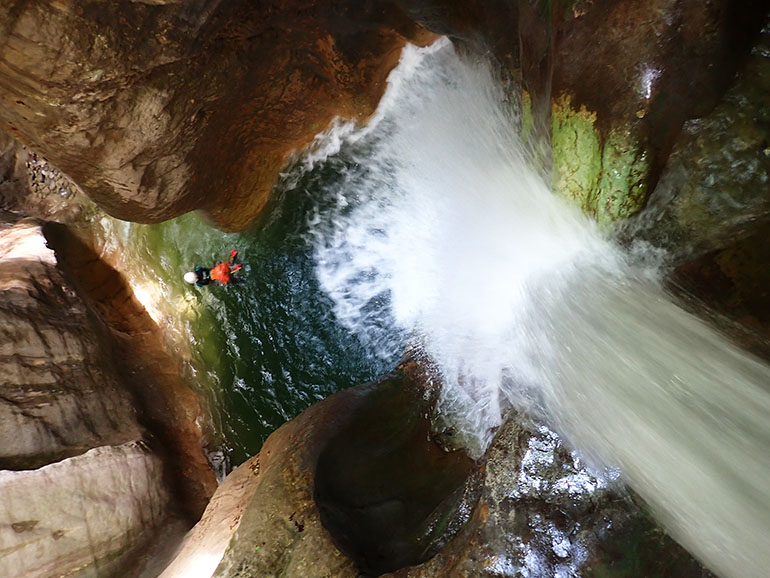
[551,0,767,137]
[624,19,770,264]
[0,0,432,230]
[385,416,714,578]
[546,0,769,224]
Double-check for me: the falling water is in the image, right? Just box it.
[309,38,770,578]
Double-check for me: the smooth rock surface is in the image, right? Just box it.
[158,455,261,578]
[163,360,473,578]
[0,216,216,576]
[0,220,142,470]
[0,442,171,578]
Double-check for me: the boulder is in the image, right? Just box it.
[624,16,770,263]
[386,415,714,578]
[158,454,261,578]
[160,357,714,578]
[160,360,474,578]
[545,0,769,225]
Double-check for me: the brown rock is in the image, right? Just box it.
[546,0,769,206]
[0,131,86,223]
[42,221,218,520]
[0,1,434,231]
[159,455,262,578]
[0,210,217,576]
[204,360,474,578]
[622,17,770,262]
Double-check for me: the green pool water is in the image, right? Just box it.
[97,155,405,469]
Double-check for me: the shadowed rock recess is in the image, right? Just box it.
[0,140,216,576]
[0,221,177,578]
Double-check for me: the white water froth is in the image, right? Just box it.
[309,39,770,578]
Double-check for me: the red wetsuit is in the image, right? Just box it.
[210,262,231,284]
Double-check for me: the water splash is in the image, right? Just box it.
[310,39,770,578]
[312,38,621,448]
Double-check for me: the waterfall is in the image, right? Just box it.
[309,38,770,578]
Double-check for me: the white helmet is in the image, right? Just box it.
[183,271,198,284]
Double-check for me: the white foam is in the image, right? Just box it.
[309,39,770,578]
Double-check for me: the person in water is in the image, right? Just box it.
[184,250,242,286]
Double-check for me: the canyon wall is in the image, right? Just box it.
[0,0,433,230]
[0,221,177,577]
[1,3,769,577]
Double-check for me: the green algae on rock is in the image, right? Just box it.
[595,128,650,226]
[551,94,602,213]
[551,94,649,225]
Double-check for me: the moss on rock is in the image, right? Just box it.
[596,128,650,226]
[551,93,649,226]
[551,94,602,212]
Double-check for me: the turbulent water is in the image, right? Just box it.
[305,39,770,578]
[95,37,770,578]
[93,193,402,467]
